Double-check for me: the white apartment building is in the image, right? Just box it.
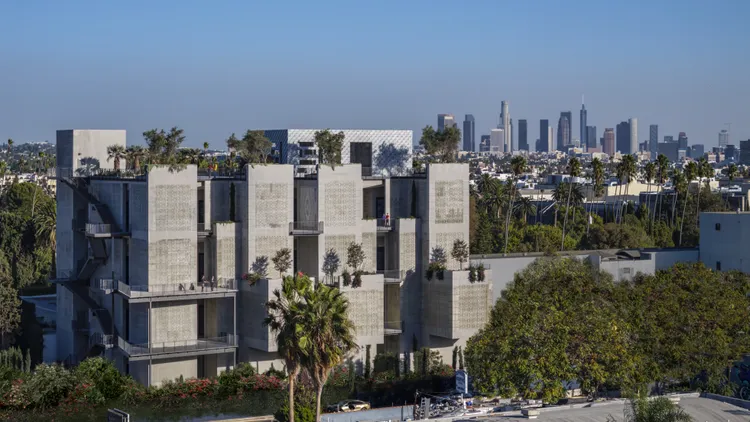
[54,129,491,386]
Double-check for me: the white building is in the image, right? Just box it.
[490,129,504,154]
[629,118,638,156]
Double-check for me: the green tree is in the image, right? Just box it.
[608,394,693,422]
[265,275,315,422]
[106,144,126,171]
[654,154,670,226]
[0,276,21,347]
[272,248,292,278]
[226,130,273,167]
[125,145,147,171]
[560,157,581,250]
[321,249,340,282]
[505,156,526,253]
[618,155,636,224]
[314,130,345,168]
[451,239,469,270]
[419,125,461,163]
[302,283,357,422]
[466,258,632,401]
[642,162,656,232]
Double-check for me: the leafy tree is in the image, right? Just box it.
[265,275,315,422]
[364,345,371,379]
[322,249,340,282]
[302,284,357,421]
[451,239,469,270]
[272,248,293,278]
[419,125,461,163]
[226,130,273,167]
[346,242,365,273]
[560,157,581,250]
[452,346,458,370]
[74,357,125,400]
[466,258,632,402]
[0,276,20,347]
[609,393,693,422]
[143,127,186,164]
[505,156,526,253]
[314,130,345,168]
[458,346,464,370]
[106,144,126,171]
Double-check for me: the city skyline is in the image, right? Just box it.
[1,1,748,148]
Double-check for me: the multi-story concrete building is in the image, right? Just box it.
[53,129,489,386]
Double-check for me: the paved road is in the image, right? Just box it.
[320,405,412,422]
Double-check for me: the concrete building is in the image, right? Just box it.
[490,129,504,154]
[659,141,680,162]
[548,126,555,153]
[437,114,456,132]
[603,128,615,156]
[691,144,705,159]
[678,132,688,151]
[629,118,638,155]
[580,101,587,149]
[518,119,528,151]
[53,129,488,385]
[267,129,412,178]
[557,112,572,150]
[586,126,597,150]
[616,121,630,154]
[479,135,490,153]
[462,115,475,152]
[499,101,511,153]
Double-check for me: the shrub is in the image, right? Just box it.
[468,266,477,283]
[352,271,363,288]
[218,362,256,397]
[264,364,287,380]
[342,270,352,287]
[23,363,76,409]
[275,387,316,422]
[74,357,125,401]
[477,263,485,282]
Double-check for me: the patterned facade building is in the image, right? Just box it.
[53,129,487,386]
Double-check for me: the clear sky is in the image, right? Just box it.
[1,0,748,149]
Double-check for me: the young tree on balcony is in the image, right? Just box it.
[346,243,365,287]
[106,144,126,171]
[322,249,340,283]
[426,246,447,280]
[419,126,460,163]
[273,248,292,278]
[451,239,469,270]
[314,130,345,169]
[226,130,273,167]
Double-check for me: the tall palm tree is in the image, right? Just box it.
[6,138,13,154]
[505,156,526,253]
[618,155,636,224]
[126,146,147,171]
[302,284,357,422]
[264,275,314,422]
[516,196,536,223]
[106,144,127,171]
[654,154,670,227]
[680,161,698,246]
[670,169,685,228]
[694,157,710,227]
[591,158,605,228]
[486,183,506,221]
[203,141,209,152]
[552,182,567,227]
[561,157,581,250]
[642,162,656,233]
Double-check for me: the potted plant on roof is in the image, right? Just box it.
[347,242,366,288]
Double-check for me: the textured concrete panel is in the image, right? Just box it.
[151,301,198,343]
[149,239,195,285]
[152,185,196,232]
[398,232,417,273]
[324,181,357,227]
[151,357,198,387]
[255,183,288,228]
[361,232,377,274]
[435,232,465,270]
[435,181,464,224]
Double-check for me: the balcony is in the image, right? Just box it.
[85,223,128,238]
[117,335,238,361]
[289,221,324,236]
[114,279,237,303]
[379,269,405,283]
[197,222,212,237]
[376,219,394,232]
[385,320,403,336]
[90,333,114,348]
[72,318,90,333]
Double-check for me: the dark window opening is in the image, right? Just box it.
[716,261,722,271]
[350,142,373,176]
[715,223,721,231]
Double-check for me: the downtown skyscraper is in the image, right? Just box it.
[518,119,528,151]
[499,101,511,152]
[538,119,550,152]
[463,114,475,152]
[603,128,616,156]
[580,100,587,149]
[437,114,455,131]
[649,124,659,158]
[587,126,597,149]
[616,121,631,154]
[719,129,729,148]
[557,111,572,150]
[629,118,638,155]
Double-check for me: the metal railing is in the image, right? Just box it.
[85,223,113,235]
[91,278,115,291]
[385,320,403,334]
[376,219,394,230]
[289,221,324,234]
[379,269,405,281]
[197,222,211,232]
[91,333,113,348]
[197,169,245,179]
[115,279,237,298]
[52,167,148,180]
[118,334,237,357]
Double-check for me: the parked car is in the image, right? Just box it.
[326,400,371,413]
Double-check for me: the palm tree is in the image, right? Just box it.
[670,169,685,228]
[106,144,127,171]
[618,155,636,224]
[302,284,357,422]
[505,156,526,253]
[6,138,12,154]
[654,154,670,227]
[694,157,710,227]
[561,157,581,250]
[642,162,656,233]
[34,201,56,247]
[265,275,314,422]
[590,158,605,228]
[516,196,536,223]
[126,146,147,171]
[486,183,506,221]
[552,182,567,227]
[203,141,209,152]
[680,161,698,246]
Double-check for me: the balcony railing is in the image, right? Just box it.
[197,222,211,233]
[117,334,238,357]
[91,333,113,348]
[115,279,237,299]
[289,221,324,235]
[379,269,405,282]
[52,167,148,180]
[376,218,394,231]
[385,320,403,335]
[85,223,114,236]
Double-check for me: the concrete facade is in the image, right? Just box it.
[699,212,750,272]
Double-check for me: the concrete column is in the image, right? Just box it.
[203,181,212,227]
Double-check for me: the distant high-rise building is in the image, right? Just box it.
[664,135,673,143]
[480,135,491,152]
[518,119,528,151]
[719,130,730,148]
[437,114,455,131]
[725,144,737,161]
[603,128,615,156]
[629,118,638,155]
[691,144,705,159]
[616,121,631,154]
[741,140,750,165]
[500,101,511,152]
[490,129,504,154]
[462,115,475,152]
[548,126,554,153]
[678,132,688,150]
[510,118,514,151]
[586,126,597,150]
[557,111,572,150]
[659,141,680,162]
[649,125,658,158]
[580,100,587,149]
[538,119,550,152]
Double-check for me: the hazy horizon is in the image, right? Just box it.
[1,0,748,149]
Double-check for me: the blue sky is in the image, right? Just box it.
[1,0,748,149]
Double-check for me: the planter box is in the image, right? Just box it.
[522,409,540,419]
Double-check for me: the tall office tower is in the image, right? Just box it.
[586,126,597,149]
[510,119,514,151]
[539,119,550,152]
[548,126,555,153]
[437,114,455,131]
[603,128,616,155]
[616,121,631,154]
[518,119,528,151]
[677,132,688,150]
[649,125,659,158]
[490,129,504,154]
[500,101,511,152]
[725,144,737,161]
[741,140,750,165]
[462,115,475,152]
[557,115,571,151]
[691,144,705,159]
[580,100,587,148]
[629,118,638,155]
[719,130,730,148]
[480,135,491,152]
